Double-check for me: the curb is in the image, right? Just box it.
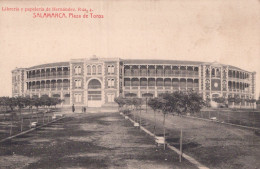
[0,116,66,143]
[183,115,260,131]
[119,113,209,169]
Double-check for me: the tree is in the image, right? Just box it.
[234,96,242,109]
[15,96,25,120]
[0,97,9,119]
[256,99,260,105]
[5,97,17,135]
[124,98,134,111]
[40,95,52,111]
[185,91,204,114]
[7,97,16,112]
[156,93,178,150]
[50,97,62,108]
[213,97,227,108]
[156,96,168,150]
[205,98,211,108]
[249,99,256,110]
[132,98,142,124]
[142,93,153,113]
[15,96,27,131]
[148,97,160,136]
[155,91,204,150]
[228,97,235,108]
[23,96,34,124]
[256,97,260,109]
[172,91,186,115]
[114,96,126,112]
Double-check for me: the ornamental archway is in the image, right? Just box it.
[87,79,102,107]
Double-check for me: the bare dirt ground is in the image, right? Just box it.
[0,112,196,169]
[130,110,260,169]
[0,111,55,140]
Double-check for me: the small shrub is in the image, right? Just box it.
[122,109,131,115]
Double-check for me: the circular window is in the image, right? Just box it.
[214,82,218,88]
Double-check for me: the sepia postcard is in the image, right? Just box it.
[0,0,259,169]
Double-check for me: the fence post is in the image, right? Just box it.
[239,111,241,125]
[20,117,23,132]
[139,108,142,129]
[228,111,229,123]
[180,128,183,162]
[43,113,45,124]
[253,111,256,131]
[10,122,12,136]
[209,111,211,119]
[163,113,166,150]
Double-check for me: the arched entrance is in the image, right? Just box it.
[87,79,102,107]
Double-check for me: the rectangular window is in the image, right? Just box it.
[75,66,82,75]
[75,79,82,88]
[74,94,82,103]
[87,66,91,75]
[108,78,115,88]
[98,65,102,75]
[92,66,96,75]
[107,94,115,102]
[108,65,115,74]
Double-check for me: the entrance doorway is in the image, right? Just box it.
[88,79,102,107]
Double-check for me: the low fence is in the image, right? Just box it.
[138,106,260,129]
[190,109,260,129]
[0,108,61,140]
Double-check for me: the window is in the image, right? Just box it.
[206,69,209,76]
[87,65,91,75]
[108,78,115,88]
[108,65,115,74]
[75,79,82,88]
[216,69,220,77]
[74,66,82,75]
[212,68,215,76]
[88,91,101,100]
[107,93,115,102]
[74,94,82,103]
[92,65,96,75]
[206,80,210,88]
[98,65,102,75]
[223,70,226,77]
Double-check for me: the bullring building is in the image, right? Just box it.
[12,56,256,108]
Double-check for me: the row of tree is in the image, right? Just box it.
[114,91,205,149]
[0,96,63,119]
[212,96,257,109]
[115,91,204,115]
[0,96,63,135]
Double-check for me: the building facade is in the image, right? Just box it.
[12,56,257,108]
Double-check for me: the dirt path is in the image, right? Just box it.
[0,112,196,169]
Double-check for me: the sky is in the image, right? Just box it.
[0,0,259,97]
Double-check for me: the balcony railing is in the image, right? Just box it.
[157,86,163,90]
[88,85,101,89]
[131,86,139,90]
[124,72,199,77]
[140,86,147,90]
[28,73,70,79]
[124,86,130,90]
